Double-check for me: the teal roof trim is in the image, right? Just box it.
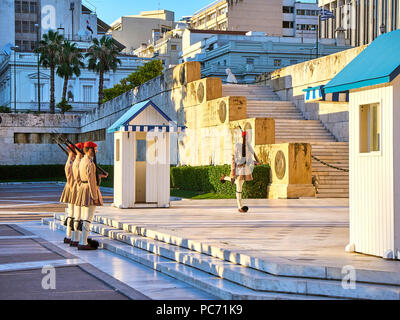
[325,29,400,94]
[107,100,172,133]
[302,85,324,92]
[326,76,391,94]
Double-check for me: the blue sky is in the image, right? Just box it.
[87,0,317,25]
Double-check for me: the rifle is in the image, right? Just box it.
[52,133,77,155]
[52,137,69,156]
[56,134,109,177]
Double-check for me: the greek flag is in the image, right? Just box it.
[320,8,335,21]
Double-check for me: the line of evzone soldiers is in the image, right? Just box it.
[57,128,258,250]
[59,141,108,250]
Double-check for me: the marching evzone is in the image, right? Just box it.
[69,142,84,247]
[220,128,260,213]
[60,144,76,244]
[75,141,104,250]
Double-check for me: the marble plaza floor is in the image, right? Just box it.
[91,198,400,274]
[2,222,217,300]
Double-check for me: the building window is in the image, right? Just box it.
[246,58,255,65]
[136,140,147,162]
[22,21,29,33]
[274,59,282,67]
[15,1,22,13]
[29,1,37,13]
[283,21,294,29]
[116,139,120,161]
[290,59,298,65]
[360,103,380,153]
[22,1,29,13]
[83,85,93,103]
[297,9,305,15]
[218,7,227,15]
[15,21,22,33]
[171,44,177,51]
[34,83,44,102]
[283,6,294,13]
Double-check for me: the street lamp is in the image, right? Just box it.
[10,46,19,113]
[70,2,75,40]
[380,23,386,34]
[35,23,41,112]
[300,47,316,60]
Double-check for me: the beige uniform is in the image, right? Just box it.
[71,156,82,243]
[60,158,75,203]
[70,156,82,204]
[75,155,103,207]
[75,155,103,246]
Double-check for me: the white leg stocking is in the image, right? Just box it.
[235,179,245,209]
[72,205,81,242]
[79,206,96,246]
[66,204,74,239]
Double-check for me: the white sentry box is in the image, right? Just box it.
[108,100,184,209]
[323,30,400,259]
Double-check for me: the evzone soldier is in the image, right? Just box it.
[69,142,84,247]
[60,144,76,244]
[220,128,260,213]
[75,141,107,250]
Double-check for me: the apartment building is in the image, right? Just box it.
[109,10,176,54]
[0,0,148,112]
[319,0,400,46]
[190,0,318,38]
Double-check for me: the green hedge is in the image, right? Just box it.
[0,164,114,185]
[171,165,270,199]
[0,165,65,180]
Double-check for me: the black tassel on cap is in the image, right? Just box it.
[242,131,246,158]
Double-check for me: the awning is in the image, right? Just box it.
[122,125,185,133]
[303,85,324,103]
[324,29,400,94]
[303,85,349,103]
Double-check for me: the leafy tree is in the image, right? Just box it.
[103,59,164,103]
[36,30,64,113]
[57,41,84,103]
[86,36,121,106]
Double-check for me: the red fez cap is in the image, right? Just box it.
[242,131,247,137]
[76,142,84,150]
[84,141,97,148]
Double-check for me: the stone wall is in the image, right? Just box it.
[256,45,368,142]
[0,113,80,165]
[0,62,201,166]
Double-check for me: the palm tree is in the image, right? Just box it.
[86,36,121,106]
[57,41,84,103]
[36,30,64,113]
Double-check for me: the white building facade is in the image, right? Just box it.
[0,0,149,112]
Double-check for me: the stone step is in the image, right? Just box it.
[248,112,304,117]
[315,178,349,183]
[45,219,332,300]
[250,116,305,120]
[247,106,300,111]
[310,142,349,146]
[316,193,349,198]
[247,109,302,114]
[276,139,336,143]
[45,216,400,300]
[317,188,349,193]
[277,132,334,137]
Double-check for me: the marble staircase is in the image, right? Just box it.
[222,84,349,198]
[42,213,400,300]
